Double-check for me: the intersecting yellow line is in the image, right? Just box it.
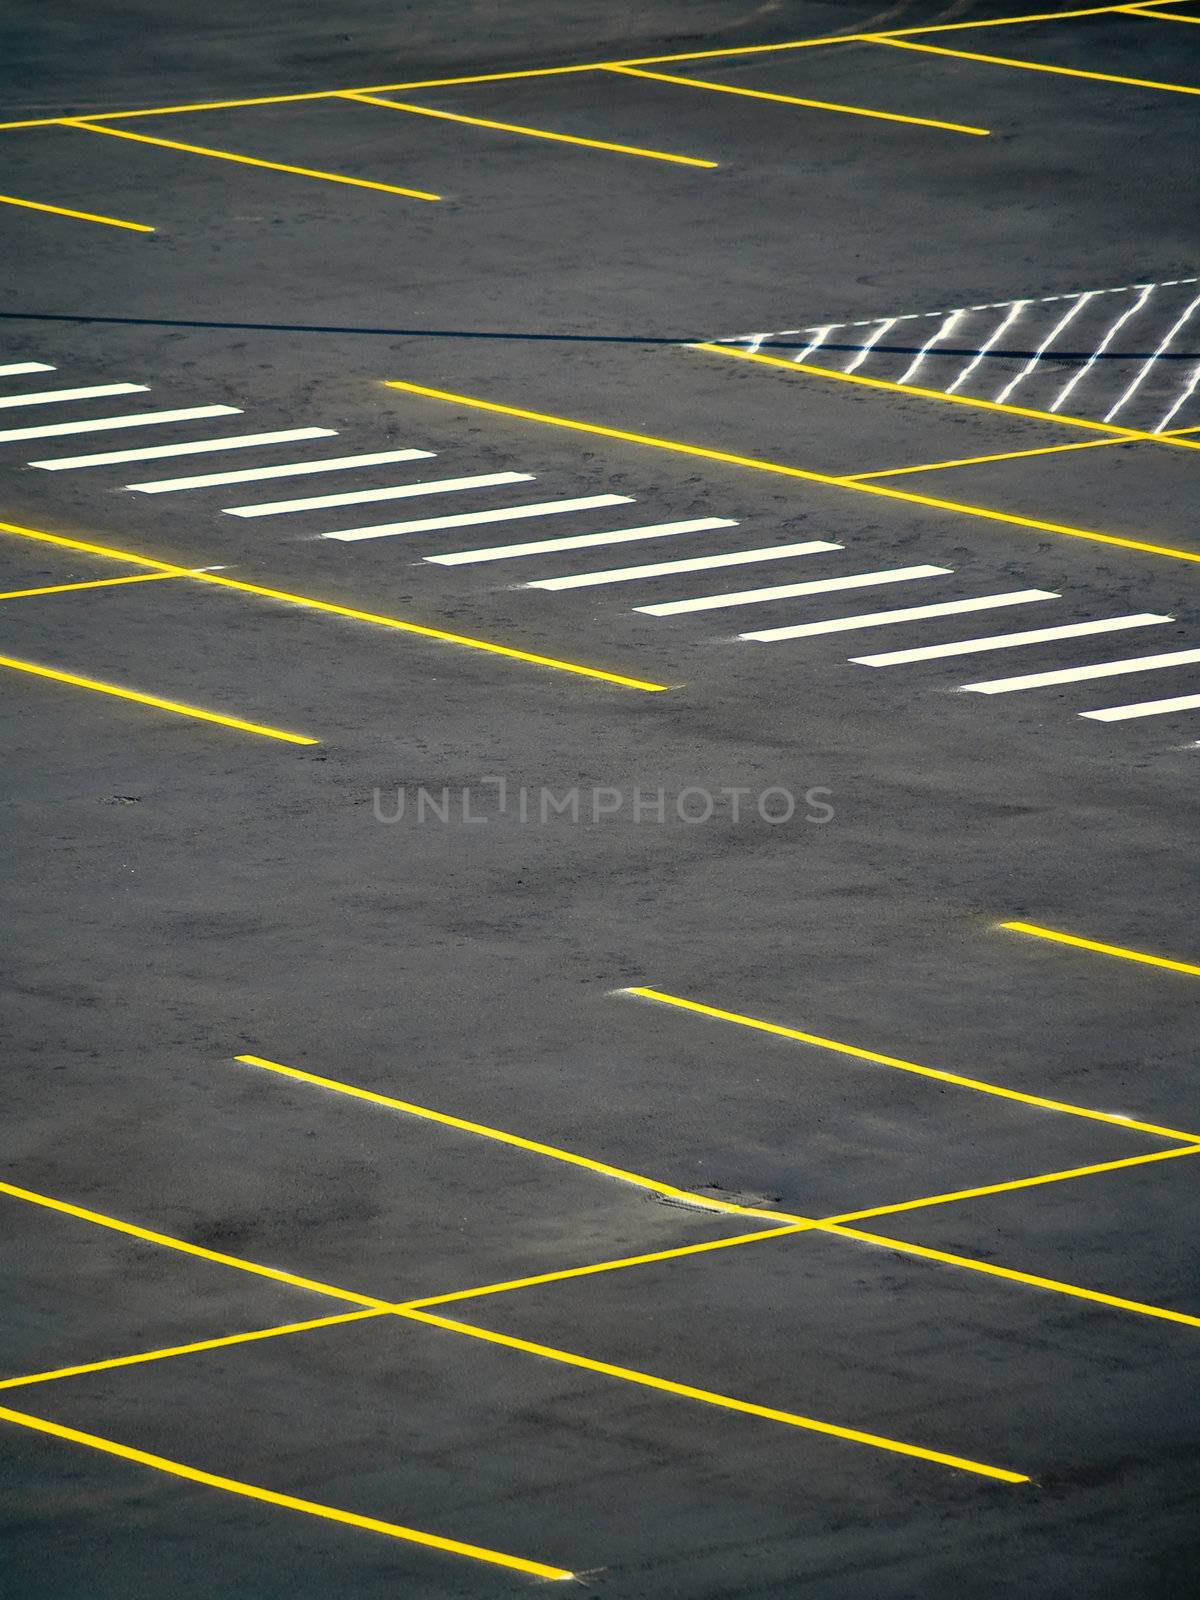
[621,987,1200,1143]
[603,65,991,135]
[868,33,1200,95]
[0,572,182,601]
[847,426,1200,480]
[1121,2,1200,17]
[0,192,154,231]
[1000,921,1200,978]
[340,90,718,166]
[0,518,669,692]
[63,119,443,202]
[0,1402,572,1578]
[382,377,1200,567]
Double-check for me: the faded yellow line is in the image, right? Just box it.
[340,90,718,166]
[846,427,1200,481]
[869,34,1200,95]
[0,192,154,231]
[0,571,182,601]
[622,987,1200,1143]
[606,65,991,135]
[0,1403,572,1578]
[0,654,318,745]
[0,518,668,692]
[382,377,1200,566]
[64,119,442,201]
[1000,920,1200,978]
[0,5,1148,130]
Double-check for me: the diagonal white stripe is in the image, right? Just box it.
[425,518,736,565]
[225,472,533,518]
[853,613,1171,666]
[637,565,950,617]
[0,382,147,410]
[1082,691,1200,722]
[128,448,432,493]
[323,494,633,542]
[527,541,841,590]
[962,646,1200,695]
[0,406,241,443]
[741,590,1057,642]
[31,427,336,470]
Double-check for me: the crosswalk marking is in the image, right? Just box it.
[636,565,951,617]
[0,406,241,444]
[128,448,433,493]
[742,590,1058,642]
[962,647,1200,695]
[852,613,1172,666]
[526,540,842,590]
[225,471,534,519]
[0,362,56,378]
[0,382,147,411]
[30,427,337,470]
[1082,691,1200,722]
[322,494,634,543]
[425,518,738,565]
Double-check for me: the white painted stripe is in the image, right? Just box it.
[896,310,964,386]
[0,362,55,377]
[1105,290,1200,423]
[323,493,634,543]
[0,405,240,444]
[1050,283,1153,412]
[224,471,533,519]
[527,540,842,590]
[962,647,1200,695]
[128,448,434,493]
[1082,691,1200,723]
[32,426,336,470]
[636,565,950,617]
[792,325,835,364]
[994,293,1092,404]
[0,382,147,411]
[845,318,895,375]
[853,613,1172,666]
[1153,358,1200,432]
[945,301,1027,394]
[424,517,738,566]
[741,589,1057,642]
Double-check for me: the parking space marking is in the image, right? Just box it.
[0,362,55,377]
[35,427,337,471]
[384,377,1200,565]
[0,192,154,231]
[64,120,443,202]
[621,988,1200,1142]
[603,66,991,136]
[635,564,951,617]
[0,655,319,745]
[527,540,843,590]
[225,470,534,518]
[0,517,670,692]
[742,591,1059,642]
[0,404,241,444]
[0,382,147,411]
[427,517,739,564]
[869,34,1200,96]
[853,613,1172,666]
[960,645,1200,695]
[1082,688,1200,721]
[340,90,718,167]
[0,1404,573,1579]
[0,572,183,602]
[999,921,1200,977]
[322,491,633,542]
[128,447,434,493]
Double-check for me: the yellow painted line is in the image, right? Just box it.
[0,6,1147,130]
[830,1145,1200,1225]
[0,1404,572,1578]
[63,119,442,201]
[868,34,1200,96]
[1122,3,1200,18]
[0,655,317,745]
[0,572,181,601]
[694,340,1200,454]
[846,427,1200,480]
[340,90,717,167]
[606,65,991,135]
[0,191,154,230]
[0,1311,383,1391]
[822,1218,1200,1330]
[622,987,1200,1143]
[383,377,1200,567]
[234,1053,796,1222]
[0,518,668,692]
[1000,920,1200,978]
[405,1308,1028,1482]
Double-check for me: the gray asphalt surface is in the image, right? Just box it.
[2,3,1199,1596]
